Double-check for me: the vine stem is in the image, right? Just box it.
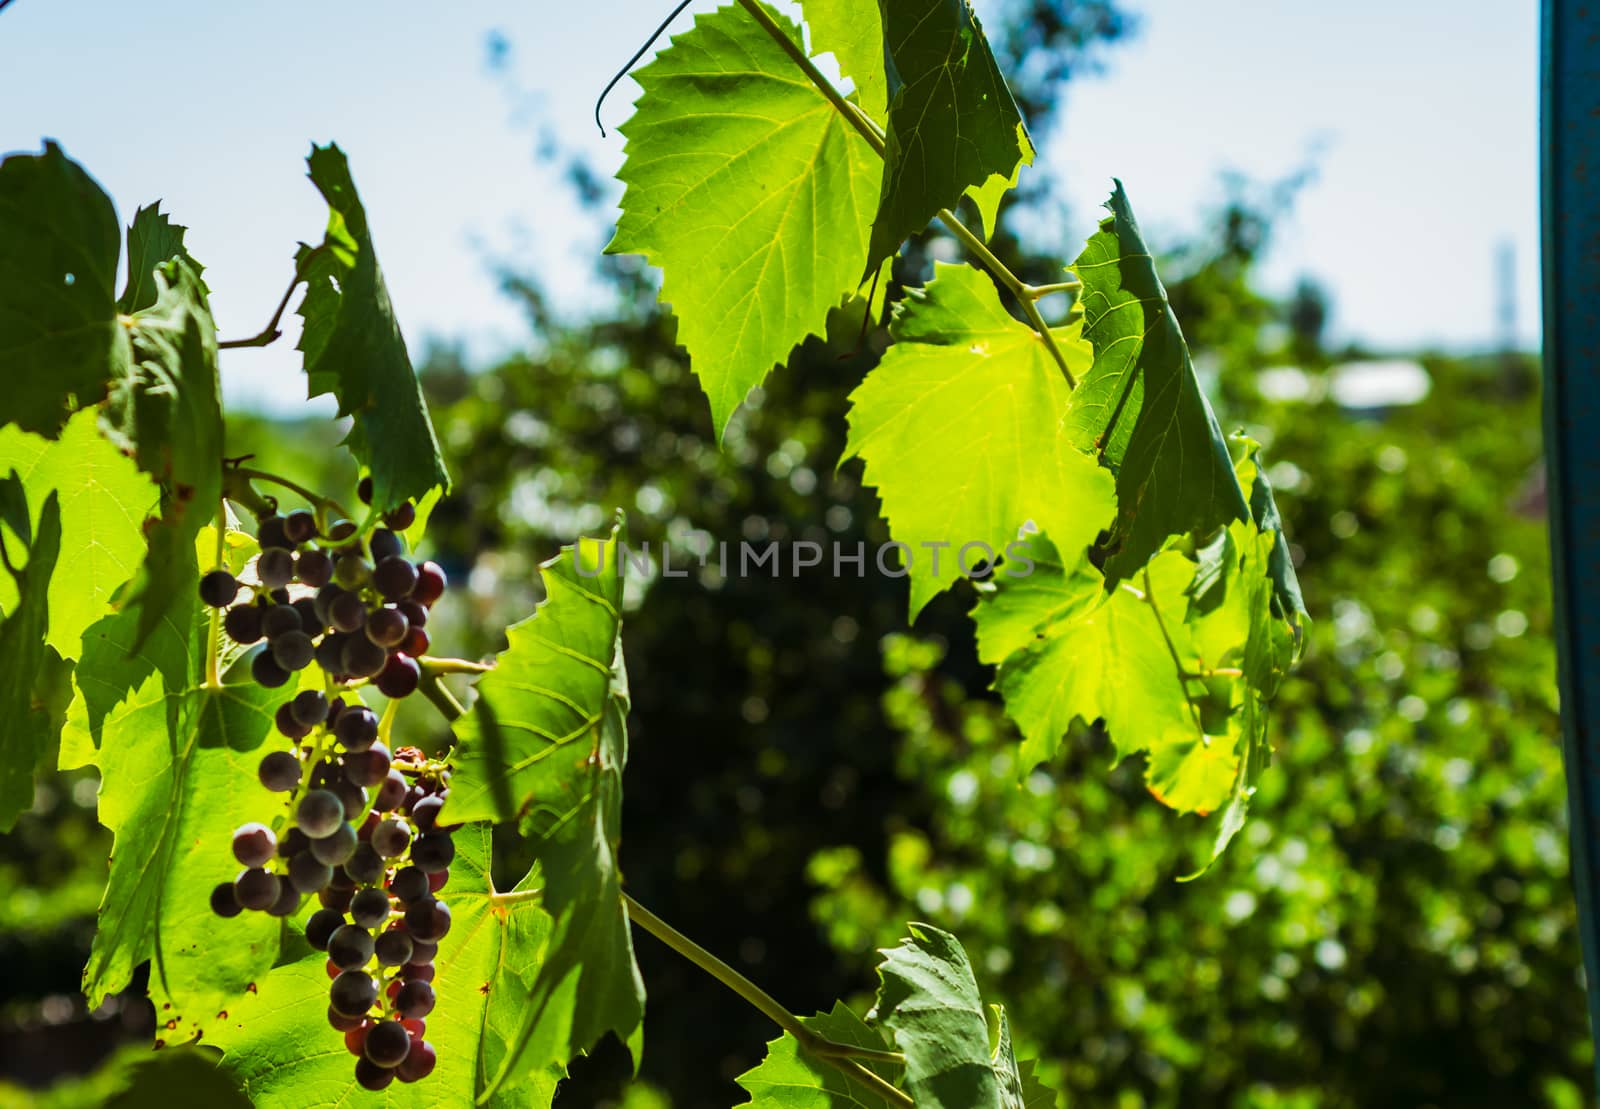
[217,245,325,350]
[230,466,352,521]
[420,656,495,676]
[419,668,468,723]
[736,0,1078,387]
[621,892,912,1103]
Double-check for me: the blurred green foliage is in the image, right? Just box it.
[0,6,1588,1107]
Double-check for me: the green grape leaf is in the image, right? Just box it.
[0,409,160,657]
[73,572,293,1019]
[448,517,645,1096]
[0,143,130,436]
[802,0,888,119]
[735,1001,898,1107]
[866,0,1034,271]
[1179,516,1298,877]
[297,144,449,511]
[1068,183,1250,581]
[1230,434,1308,633]
[0,479,61,830]
[208,825,563,1107]
[988,1006,1027,1109]
[844,263,1111,617]
[607,2,881,436]
[974,535,1234,811]
[1016,1058,1059,1109]
[101,258,223,650]
[120,203,202,315]
[875,922,1014,1109]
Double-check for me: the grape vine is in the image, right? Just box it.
[0,0,1306,1104]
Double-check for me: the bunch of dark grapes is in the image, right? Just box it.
[201,482,458,1089]
[197,482,444,699]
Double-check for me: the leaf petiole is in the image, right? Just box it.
[621,892,912,1105]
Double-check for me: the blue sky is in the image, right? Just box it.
[0,1,1538,413]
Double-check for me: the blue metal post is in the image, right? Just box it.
[1542,0,1600,1087]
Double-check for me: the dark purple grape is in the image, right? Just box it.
[374,771,407,812]
[289,850,334,893]
[290,690,330,729]
[328,865,356,892]
[374,929,413,967]
[365,606,408,648]
[412,561,446,606]
[314,583,344,623]
[199,570,238,608]
[327,518,358,543]
[364,1019,411,1067]
[271,630,315,672]
[328,1005,364,1032]
[404,899,451,941]
[257,748,300,790]
[297,790,344,838]
[368,528,403,563]
[357,477,373,505]
[371,818,411,859]
[376,654,420,699]
[390,867,430,904]
[275,703,311,740]
[210,881,241,918]
[394,979,435,1019]
[410,796,444,833]
[329,591,367,634]
[428,869,449,894]
[267,876,301,917]
[268,587,291,605]
[280,827,310,858]
[293,597,322,634]
[350,886,391,929]
[407,939,438,965]
[396,1038,436,1083]
[344,843,387,885]
[258,547,295,589]
[342,635,387,679]
[332,779,368,819]
[300,547,336,588]
[315,632,349,676]
[223,603,264,644]
[261,605,302,640]
[310,822,359,866]
[232,823,277,867]
[396,600,427,629]
[410,832,454,874]
[385,502,417,531]
[329,969,378,1017]
[346,743,392,789]
[284,509,318,545]
[372,556,418,601]
[355,1057,395,1090]
[250,648,291,689]
[257,515,290,550]
[402,626,430,658]
[335,555,371,590]
[320,885,354,913]
[328,924,375,969]
[335,706,379,751]
[306,908,344,951]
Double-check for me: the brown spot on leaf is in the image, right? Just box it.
[479,982,491,996]
[164,1019,177,1030]
[245,983,258,994]
[154,1039,165,1050]
[217,1011,227,1020]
